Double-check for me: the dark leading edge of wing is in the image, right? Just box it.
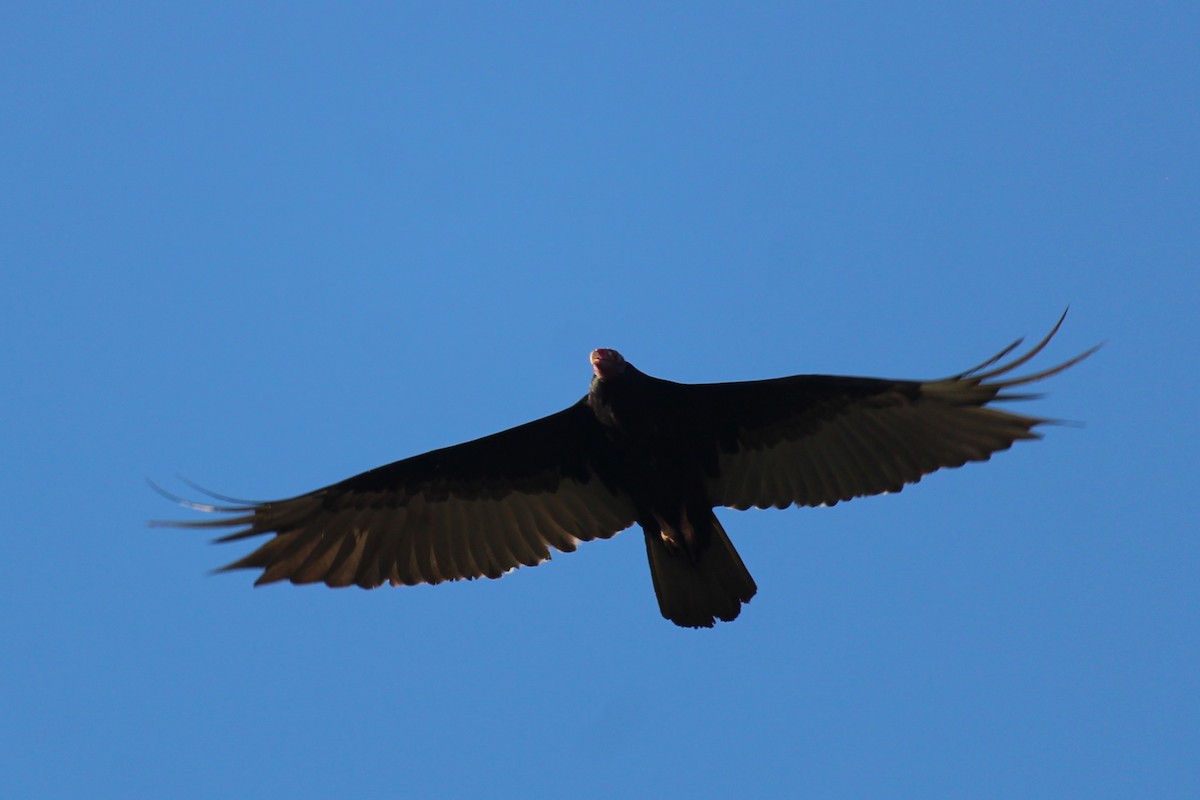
[693,311,1100,511]
[152,401,638,589]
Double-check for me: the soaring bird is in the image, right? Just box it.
[156,313,1095,628]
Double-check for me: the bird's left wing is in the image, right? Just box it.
[154,400,638,588]
[684,315,1097,511]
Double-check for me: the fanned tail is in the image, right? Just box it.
[644,513,757,628]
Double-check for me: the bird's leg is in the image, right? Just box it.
[678,505,698,554]
[651,512,681,553]
[651,507,699,561]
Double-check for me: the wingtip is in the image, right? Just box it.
[958,309,1099,389]
[173,474,261,505]
[147,476,259,516]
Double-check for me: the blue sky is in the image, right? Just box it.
[2,3,1197,798]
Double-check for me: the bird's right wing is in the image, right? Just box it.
[153,400,638,588]
[687,314,1097,510]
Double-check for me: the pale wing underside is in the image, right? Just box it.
[707,313,1097,510]
[156,402,639,588]
[204,476,637,587]
[710,392,1043,509]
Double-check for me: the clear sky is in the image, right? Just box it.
[3,3,1197,798]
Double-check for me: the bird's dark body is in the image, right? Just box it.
[586,365,758,625]
[156,315,1095,628]
[589,367,703,521]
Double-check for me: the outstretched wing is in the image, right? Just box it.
[690,313,1097,510]
[155,400,637,588]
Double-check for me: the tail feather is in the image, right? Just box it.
[644,514,757,628]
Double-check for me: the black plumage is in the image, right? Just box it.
[156,313,1096,628]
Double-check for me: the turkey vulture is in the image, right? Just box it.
[155,313,1095,628]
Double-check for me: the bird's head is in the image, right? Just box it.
[590,348,626,380]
